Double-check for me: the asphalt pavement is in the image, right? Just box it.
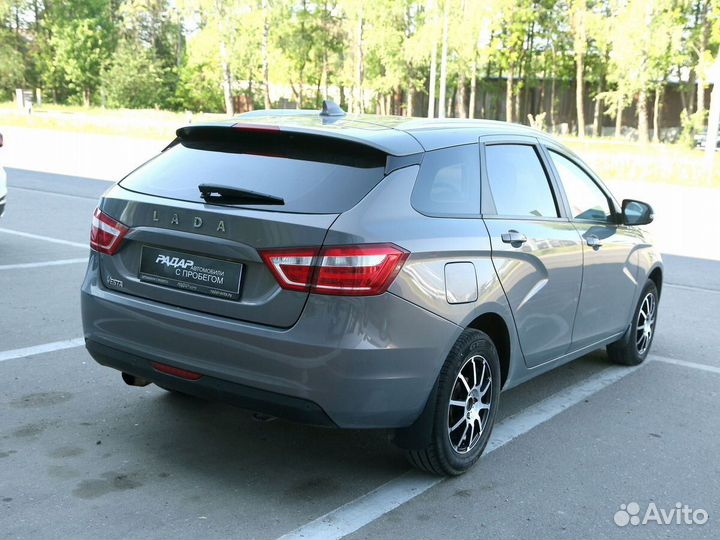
[1,167,719,539]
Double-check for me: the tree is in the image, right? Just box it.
[570,0,588,138]
[437,0,450,117]
[40,0,116,105]
[0,30,24,98]
[493,0,535,123]
[703,0,720,164]
[103,40,168,108]
[425,0,438,117]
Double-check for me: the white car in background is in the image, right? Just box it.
[0,132,5,218]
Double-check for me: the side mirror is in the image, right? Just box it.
[622,199,654,226]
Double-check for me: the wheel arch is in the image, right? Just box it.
[393,309,515,451]
[466,311,511,389]
[648,265,663,297]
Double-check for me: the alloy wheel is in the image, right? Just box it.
[636,292,657,355]
[447,355,492,454]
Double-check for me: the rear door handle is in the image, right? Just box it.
[586,235,603,249]
[501,230,528,245]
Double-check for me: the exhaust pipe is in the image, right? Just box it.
[121,372,151,387]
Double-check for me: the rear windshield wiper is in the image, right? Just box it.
[198,184,285,206]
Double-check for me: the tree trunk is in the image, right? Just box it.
[469,54,477,119]
[592,94,602,138]
[697,14,709,115]
[456,72,467,118]
[83,88,91,107]
[406,87,414,117]
[550,72,556,131]
[219,38,234,115]
[426,0,437,117]
[652,87,663,143]
[428,42,437,117]
[615,94,623,138]
[697,77,705,115]
[506,67,514,123]
[592,72,604,137]
[637,89,649,143]
[576,52,585,138]
[704,54,720,167]
[262,0,271,110]
[355,14,364,113]
[687,70,696,113]
[437,0,449,118]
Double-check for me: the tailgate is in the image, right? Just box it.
[96,126,388,328]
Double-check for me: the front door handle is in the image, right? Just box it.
[501,230,528,246]
[586,235,603,249]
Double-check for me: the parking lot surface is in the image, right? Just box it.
[1,167,719,539]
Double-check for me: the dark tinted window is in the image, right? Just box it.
[485,144,558,218]
[119,136,386,214]
[411,144,480,216]
[549,151,612,222]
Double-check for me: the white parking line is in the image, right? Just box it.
[278,361,648,540]
[0,338,85,363]
[654,354,720,375]
[0,228,88,249]
[0,258,87,271]
[665,282,720,295]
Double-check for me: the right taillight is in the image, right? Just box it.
[90,208,128,255]
[260,244,409,296]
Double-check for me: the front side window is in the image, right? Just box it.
[549,151,613,222]
[485,144,558,218]
[411,144,481,216]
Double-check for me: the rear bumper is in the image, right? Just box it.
[85,339,337,426]
[81,256,461,428]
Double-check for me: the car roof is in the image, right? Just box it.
[191,110,555,156]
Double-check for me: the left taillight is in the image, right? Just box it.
[90,208,129,255]
[260,243,409,296]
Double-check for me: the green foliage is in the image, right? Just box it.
[41,0,117,104]
[103,41,170,108]
[0,0,717,140]
[173,61,224,112]
[679,109,706,147]
[0,31,24,99]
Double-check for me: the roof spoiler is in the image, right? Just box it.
[171,124,387,168]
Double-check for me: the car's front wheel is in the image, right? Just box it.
[607,280,659,365]
[404,329,501,476]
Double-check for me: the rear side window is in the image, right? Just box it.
[119,130,387,214]
[411,144,481,216]
[485,144,558,218]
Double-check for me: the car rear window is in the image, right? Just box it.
[119,129,387,214]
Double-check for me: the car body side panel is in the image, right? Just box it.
[484,218,584,367]
[325,164,526,389]
[569,222,643,349]
[629,236,664,309]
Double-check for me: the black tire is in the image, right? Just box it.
[607,280,659,366]
[404,329,501,476]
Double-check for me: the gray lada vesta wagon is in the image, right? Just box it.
[81,102,662,475]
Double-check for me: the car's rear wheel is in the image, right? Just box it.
[607,280,659,365]
[404,329,501,476]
